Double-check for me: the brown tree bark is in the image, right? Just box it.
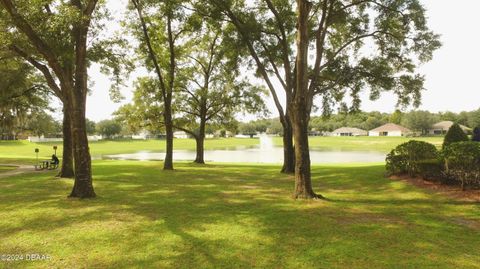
[281,116,295,174]
[68,6,96,198]
[291,0,323,199]
[57,105,74,178]
[68,85,95,198]
[163,103,174,170]
[194,119,206,164]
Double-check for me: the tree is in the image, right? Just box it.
[174,23,267,163]
[390,110,403,125]
[26,112,60,137]
[0,55,50,140]
[203,0,299,173]
[238,123,258,138]
[85,119,96,135]
[402,110,437,135]
[290,0,440,198]
[467,109,480,129]
[130,0,193,170]
[443,123,469,149]
[96,120,122,139]
[0,0,104,197]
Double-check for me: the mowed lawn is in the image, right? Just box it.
[0,161,479,268]
[0,136,443,164]
[273,136,443,153]
[0,138,260,164]
[0,166,15,173]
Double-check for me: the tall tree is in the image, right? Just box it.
[130,0,192,170]
[174,24,266,163]
[402,110,437,135]
[291,0,440,198]
[0,55,50,140]
[202,0,298,173]
[0,0,102,197]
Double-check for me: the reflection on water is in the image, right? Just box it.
[101,135,385,164]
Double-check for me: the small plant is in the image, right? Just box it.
[442,142,480,190]
[386,140,439,177]
[472,127,480,142]
[442,123,469,149]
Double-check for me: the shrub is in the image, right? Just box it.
[443,123,469,149]
[473,127,480,142]
[386,140,439,177]
[417,159,444,181]
[442,142,480,190]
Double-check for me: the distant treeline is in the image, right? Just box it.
[238,109,480,135]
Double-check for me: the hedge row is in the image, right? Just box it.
[386,140,480,189]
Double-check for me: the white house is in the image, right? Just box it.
[428,121,471,135]
[331,127,368,136]
[369,123,411,137]
[173,131,189,139]
[132,130,150,140]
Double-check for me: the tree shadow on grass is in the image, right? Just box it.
[0,162,479,268]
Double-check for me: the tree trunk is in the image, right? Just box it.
[194,136,205,164]
[281,116,295,174]
[163,101,174,170]
[291,108,320,199]
[194,119,206,164]
[291,0,323,199]
[68,18,96,198]
[57,105,74,178]
[68,98,95,198]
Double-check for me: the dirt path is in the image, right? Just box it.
[0,164,38,179]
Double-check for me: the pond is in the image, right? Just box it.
[101,135,386,164]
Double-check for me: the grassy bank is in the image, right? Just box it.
[0,161,478,268]
[0,138,260,164]
[0,136,444,165]
[273,136,443,153]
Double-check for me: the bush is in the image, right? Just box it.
[442,142,480,190]
[443,123,469,149]
[417,159,444,181]
[386,140,439,177]
[472,127,480,142]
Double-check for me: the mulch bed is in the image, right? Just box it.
[389,175,480,203]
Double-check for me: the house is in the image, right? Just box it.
[331,127,368,136]
[369,123,411,137]
[173,131,189,139]
[428,121,471,135]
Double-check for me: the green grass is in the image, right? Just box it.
[0,166,15,173]
[0,161,478,268]
[1,136,444,165]
[273,136,444,153]
[0,138,260,164]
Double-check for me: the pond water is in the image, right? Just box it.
[101,135,386,164]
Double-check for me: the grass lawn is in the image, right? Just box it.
[0,166,16,173]
[0,136,444,165]
[273,136,444,153]
[0,161,478,268]
[0,138,260,164]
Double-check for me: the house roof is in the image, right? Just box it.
[332,127,367,134]
[431,121,471,131]
[370,123,411,133]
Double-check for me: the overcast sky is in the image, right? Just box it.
[81,0,480,122]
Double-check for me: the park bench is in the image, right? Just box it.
[34,147,60,170]
[35,159,60,170]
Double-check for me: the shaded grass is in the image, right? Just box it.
[272,136,444,153]
[0,161,478,268]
